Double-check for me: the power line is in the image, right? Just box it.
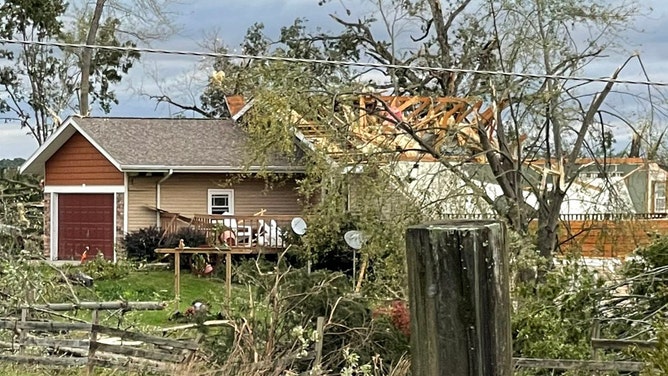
[2,37,668,87]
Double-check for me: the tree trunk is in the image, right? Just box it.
[79,0,107,116]
[536,190,565,260]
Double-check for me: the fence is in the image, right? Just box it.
[0,301,201,374]
[443,213,668,258]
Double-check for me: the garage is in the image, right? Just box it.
[57,194,115,260]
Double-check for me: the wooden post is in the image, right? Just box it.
[314,316,325,372]
[87,310,99,376]
[405,220,512,376]
[591,319,601,361]
[19,307,28,354]
[175,240,184,308]
[226,252,232,299]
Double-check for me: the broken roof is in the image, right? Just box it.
[21,117,304,175]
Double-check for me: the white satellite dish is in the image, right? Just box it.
[291,217,308,236]
[344,230,366,250]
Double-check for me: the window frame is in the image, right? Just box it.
[207,189,235,215]
[653,182,666,213]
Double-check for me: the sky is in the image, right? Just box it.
[2,0,668,159]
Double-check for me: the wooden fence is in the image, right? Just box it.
[0,301,201,374]
[443,213,668,258]
[560,217,668,258]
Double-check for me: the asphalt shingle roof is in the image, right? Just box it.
[74,117,299,169]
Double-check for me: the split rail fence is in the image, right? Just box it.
[0,301,201,374]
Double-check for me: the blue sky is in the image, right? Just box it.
[2,0,668,159]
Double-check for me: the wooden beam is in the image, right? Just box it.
[591,338,657,350]
[26,301,166,311]
[0,354,87,367]
[513,358,645,372]
[90,342,182,363]
[93,325,199,350]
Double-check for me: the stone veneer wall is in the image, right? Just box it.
[115,192,125,260]
[43,192,50,259]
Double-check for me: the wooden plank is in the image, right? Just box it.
[89,357,175,373]
[0,320,92,331]
[23,337,90,349]
[513,358,645,372]
[28,301,166,311]
[591,338,657,350]
[0,354,87,367]
[93,325,199,350]
[406,221,511,376]
[90,342,182,363]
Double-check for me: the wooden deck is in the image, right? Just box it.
[159,210,296,252]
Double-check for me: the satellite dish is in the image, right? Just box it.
[344,230,366,250]
[291,217,307,236]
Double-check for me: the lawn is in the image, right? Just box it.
[73,269,237,327]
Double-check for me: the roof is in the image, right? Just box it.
[21,117,304,175]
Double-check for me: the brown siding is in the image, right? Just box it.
[160,173,303,218]
[127,176,159,231]
[45,133,123,185]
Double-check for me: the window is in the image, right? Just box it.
[654,182,666,213]
[208,189,234,215]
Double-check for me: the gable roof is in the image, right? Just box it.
[20,117,304,175]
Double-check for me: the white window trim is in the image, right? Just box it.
[208,189,235,215]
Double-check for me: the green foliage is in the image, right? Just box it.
[0,0,140,144]
[206,256,409,374]
[123,226,164,262]
[511,234,608,371]
[0,158,25,169]
[78,254,130,281]
[642,325,668,375]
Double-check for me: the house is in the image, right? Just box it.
[20,117,306,261]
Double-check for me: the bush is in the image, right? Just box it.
[163,227,207,248]
[79,254,131,280]
[124,226,207,264]
[124,226,164,262]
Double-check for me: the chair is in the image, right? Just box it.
[256,219,284,247]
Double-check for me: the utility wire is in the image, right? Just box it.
[2,38,668,87]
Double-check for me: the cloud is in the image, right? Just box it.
[0,125,37,159]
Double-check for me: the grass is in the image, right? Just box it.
[72,268,238,327]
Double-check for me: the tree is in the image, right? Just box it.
[154,0,648,288]
[280,0,645,259]
[0,0,179,145]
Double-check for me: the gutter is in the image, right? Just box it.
[156,169,174,227]
[120,165,306,174]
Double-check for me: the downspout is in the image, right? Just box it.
[156,169,174,227]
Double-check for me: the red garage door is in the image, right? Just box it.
[58,194,114,260]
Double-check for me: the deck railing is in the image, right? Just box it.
[183,214,296,249]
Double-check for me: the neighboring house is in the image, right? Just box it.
[387,158,668,218]
[20,117,306,261]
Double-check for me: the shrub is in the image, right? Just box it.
[163,227,207,248]
[124,226,207,264]
[124,226,164,262]
[79,254,131,280]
